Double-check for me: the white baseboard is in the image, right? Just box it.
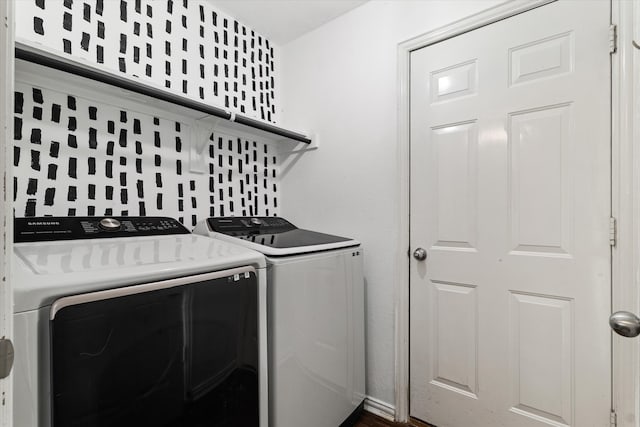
[364,396,396,421]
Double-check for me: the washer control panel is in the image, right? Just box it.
[14,216,190,242]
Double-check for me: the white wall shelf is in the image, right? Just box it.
[15,40,313,146]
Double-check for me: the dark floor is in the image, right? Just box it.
[355,411,434,427]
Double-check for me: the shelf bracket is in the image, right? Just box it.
[189,117,220,174]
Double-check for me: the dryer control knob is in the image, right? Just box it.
[99,218,121,231]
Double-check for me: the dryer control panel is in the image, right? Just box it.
[207,216,295,234]
[14,216,190,242]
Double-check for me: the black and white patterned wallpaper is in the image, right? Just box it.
[14,81,279,225]
[17,0,277,123]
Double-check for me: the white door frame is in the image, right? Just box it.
[395,0,635,424]
[0,0,14,425]
[610,1,640,426]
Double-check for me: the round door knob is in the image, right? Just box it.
[413,248,427,261]
[99,218,121,231]
[610,311,640,338]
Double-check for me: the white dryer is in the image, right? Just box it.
[13,216,268,427]
[194,217,366,427]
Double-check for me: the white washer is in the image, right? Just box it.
[13,216,268,427]
[194,217,366,427]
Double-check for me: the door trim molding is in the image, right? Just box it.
[611,1,638,426]
[0,0,14,425]
[396,0,571,422]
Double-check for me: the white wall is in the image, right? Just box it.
[279,0,504,408]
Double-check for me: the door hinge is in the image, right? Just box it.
[610,24,618,54]
[611,410,618,427]
[0,338,14,379]
[610,217,617,247]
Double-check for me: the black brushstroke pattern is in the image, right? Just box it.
[63,12,72,31]
[44,188,55,205]
[120,0,127,21]
[51,104,61,123]
[67,186,77,201]
[30,129,41,145]
[83,3,91,22]
[97,45,104,63]
[14,117,22,140]
[120,33,127,54]
[47,164,57,180]
[88,157,96,175]
[33,106,42,120]
[32,88,43,104]
[49,141,59,158]
[68,157,77,178]
[24,198,35,216]
[81,32,90,50]
[15,92,23,114]
[34,17,44,35]
[89,128,97,148]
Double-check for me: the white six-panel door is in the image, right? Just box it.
[409,1,611,426]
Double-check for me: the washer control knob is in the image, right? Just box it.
[99,218,121,231]
[250,218,263,226]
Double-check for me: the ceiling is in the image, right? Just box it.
[207,0,369,45]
